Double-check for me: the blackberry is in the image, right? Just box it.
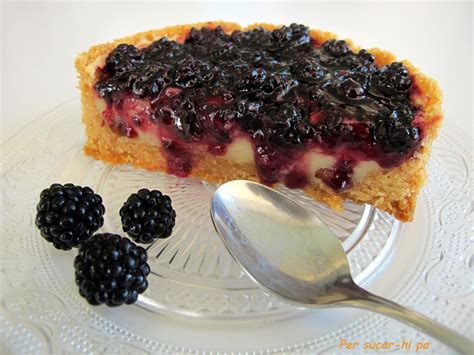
[175,59,215,88]
[271,26,293,44]
[152,93,200,141]
[254,144,279,183]
[271,71,299,101]
[212,42,238,61]
[129,64,173,98]
[271,24,310,48]
[315,160,354,192]
[291,58,326,83]
[197,106,235,144]
[382,125,420,154]
[371,62,412,97]
[120,189,176,243]
[341,78,365,99]
[332,53,363,69]
[74,233,150,306]
[374,108,420,154]
[104,44,143,76]
[230,30,245,43]
[239,27,273,48]
[348,65,373,89]
[95,79,122,100]
[288,23,311,45]
[358,49,376,66]
[214,26,231,41]
[236,68,268,91]
[35,183,105,250]
[322,39,349,57]
[143,38,185,60]
[235,99,263,131]
[185,27,215,45]
[263,103,313,145]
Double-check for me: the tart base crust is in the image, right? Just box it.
[76,21,443,222]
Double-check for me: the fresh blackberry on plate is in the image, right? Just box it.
[120,188,176,243]
[35,183,105,250]
[74,233,150,306]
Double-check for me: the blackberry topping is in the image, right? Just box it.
[315,160,354,192]
[358,49,376,66]
[35,183,105,250]
[322,39,350,57]
[235,99,263,131]
[371,62,412,97]
[270,24,310,49]
[96,24,421,189]
[341,78,365,99]
[212,42,238,60]
[263,103,314,145]
[143,37,186,61]
[129,64,173,97]
[236,68,268,91]
[105,44,143,76]
[74,233,150,306]
[374,108,420,154]
[185,27,228,45]
[292,58,326,83]
[120,189,176,243]
[175,59,215,88]
[348,65,373,89]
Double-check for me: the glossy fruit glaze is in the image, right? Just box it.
[95,24,422,192]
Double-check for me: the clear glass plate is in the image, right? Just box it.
[1,98,472,354]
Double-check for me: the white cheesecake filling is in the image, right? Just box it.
[223,138,254,164]
[352,161,381,183]
[93,85,382,189]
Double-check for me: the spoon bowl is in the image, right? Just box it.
[211,180,473,354]
[210,180,352,306]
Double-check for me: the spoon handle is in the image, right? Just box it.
[342,288,473,354]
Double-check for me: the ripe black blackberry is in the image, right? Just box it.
[263,103,314,146]
[35,183,105,250]
[236,68,267,91]
[323,39,349,57]
[175,59,215,88]
[292,58,326,83]
[120,189,176,244]
[371,62,412,96]
[341,78,365,99]
[74,233,150,306]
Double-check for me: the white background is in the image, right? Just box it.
[1,1,473,144]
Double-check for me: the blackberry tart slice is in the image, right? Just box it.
[76,22,442,222]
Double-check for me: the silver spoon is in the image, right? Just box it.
[210,180,473,354]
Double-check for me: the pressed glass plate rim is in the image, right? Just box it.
[2,97,473,354]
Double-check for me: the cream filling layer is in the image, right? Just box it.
[93,93,382,188]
